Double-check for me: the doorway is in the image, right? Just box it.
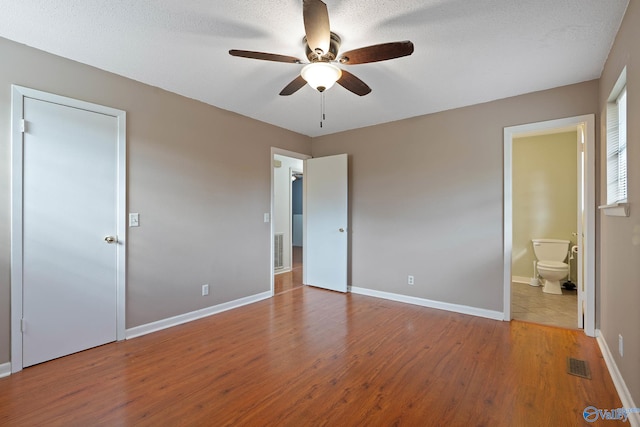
[11,86,126,372]
[270,149,349,295]
[503,115,595,336]
[510,129,578,329]
[290,169,303,292]
[272,150,309,295]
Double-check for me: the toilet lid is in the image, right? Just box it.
[538,261,568,269]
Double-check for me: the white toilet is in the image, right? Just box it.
[532,238,570,295]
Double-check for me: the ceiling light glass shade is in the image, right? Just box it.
[301,62,342,92]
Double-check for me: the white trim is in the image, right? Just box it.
[608,67,627,103]
[503,115,596,336]
[599,202,630,217]
[504,129,513,321]
[126,291,271,339]
[0,362,11,378]
[511,276,532,284]
[10,85,127,373]
[576,125,585,329]
[350,287,503,321]
[115,103,127,342]
[270,147,311,296]
[10,86,24,373]
[596,330,640,427]
[288,166,294,270]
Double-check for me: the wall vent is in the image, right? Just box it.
[274,233,284,270]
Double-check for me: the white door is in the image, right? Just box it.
[303,154,348,292]
[21,96,119,367]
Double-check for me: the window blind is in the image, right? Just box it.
[606,86,627,204]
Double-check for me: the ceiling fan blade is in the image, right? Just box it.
[229,49,302,64]
[337,70,371,96]
[280,75,307,96]
[339,41,414,65]
[303,0,331,56]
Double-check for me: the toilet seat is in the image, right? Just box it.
[537,260,568,270]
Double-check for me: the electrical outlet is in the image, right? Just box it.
[202,284,209,296]
[619,334,624,357]
[408,275,414,285]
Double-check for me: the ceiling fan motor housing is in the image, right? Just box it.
[305,32,341,62]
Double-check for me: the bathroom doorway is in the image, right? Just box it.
[503,115,595,336]
[511,130,578,328]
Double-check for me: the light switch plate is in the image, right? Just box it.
[129,213,140,227]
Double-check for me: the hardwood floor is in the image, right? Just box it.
[274,245,302,294]
[0,287,623,426]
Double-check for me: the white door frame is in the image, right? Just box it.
[11,85,127,372]
[270,148,311,295]
[503,114,595,336]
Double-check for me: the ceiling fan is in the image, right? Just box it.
[229,0,414,96]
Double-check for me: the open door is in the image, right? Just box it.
[304,154,348,292]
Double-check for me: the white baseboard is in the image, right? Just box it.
[0,362,11,378]
[126,291,272,339]
[512,276,532,284]
[274,268,291,275]
[350,287,503,321]
[596,330,640,427]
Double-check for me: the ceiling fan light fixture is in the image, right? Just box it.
[301,62,342,92]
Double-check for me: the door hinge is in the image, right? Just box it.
[20,119,26,133]
[21,318,25,333]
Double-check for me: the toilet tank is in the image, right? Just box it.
[532,239,570,261]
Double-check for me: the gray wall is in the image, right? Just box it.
[0,37,311,364]
[598,0,640,406]
[312,81,598,312]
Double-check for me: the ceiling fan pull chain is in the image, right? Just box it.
[320,91,326,128]
[323,91,326,122]
[319,92,324,128]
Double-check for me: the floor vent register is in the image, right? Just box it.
[567,357,591,379]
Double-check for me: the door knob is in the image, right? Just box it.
[339,228,345,232]
[104,236,117,244]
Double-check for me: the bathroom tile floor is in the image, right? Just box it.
[511,282,578,329]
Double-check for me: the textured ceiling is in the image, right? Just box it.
[0,0,630,137]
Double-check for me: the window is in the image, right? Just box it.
[606,69,627,205]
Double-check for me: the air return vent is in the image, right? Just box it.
[567,357,591,379]
[274,233,284,270]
